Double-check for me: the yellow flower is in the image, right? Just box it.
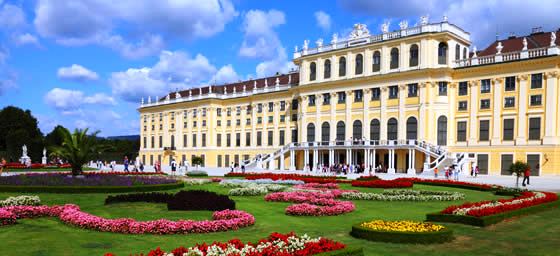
[360,220,445,233]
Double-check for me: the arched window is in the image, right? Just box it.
[307,123,315,142]
[406,117,418,140]
[409,44,419,67]
[321,122,330,143]
[437,116,448,145]
[390,48,399,69]
[309,62,316,81]
[352,120,363,139]
[372,51,381,72]
[463,47,467,59]
[336,121,345,143]
[370,119,380,140]
[324,59,331,79]
[387,118,398,140]
[170,135,175,148]
[455,44,460,60]
[339,57,346,77]
[355,54,363,75]
[438,42,448,64]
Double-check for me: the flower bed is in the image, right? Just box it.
[356,176,381,181]
[351,220,453,244]
[393,178,496,191]
[340,190,465,201]
[0,204,254,234]
[0,195,41,207]
[186,170,208,177]
[0,209,16,226]
[226,173,350,184]
[294,183,339,190]
[219,179,304,187]
[427,191,559,226]
[105,190,236,211]
[265,191,355,216]
[105,232,357,256]
[228,184,287,196]
[4,162,71,169]
[183,179,212,186]
[351,180,413,189]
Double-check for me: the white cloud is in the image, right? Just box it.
[239,9,285,59]
[211,64,240,84]
[0,47,17,95]
[57,64,99,82]
[0,3,26,28]
[13,33,41,47]
[44,88,115,110]
[149,51,216,84]
[109,67,168,103]
[33,0,237,58]
[314,11,331,31]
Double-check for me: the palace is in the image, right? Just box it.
[138,16,560,176]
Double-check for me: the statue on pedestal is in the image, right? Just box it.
[20,144,31,164]
[42,148,48,165]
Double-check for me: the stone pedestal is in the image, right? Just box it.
[20,156,30,164]
[42,157,47,165]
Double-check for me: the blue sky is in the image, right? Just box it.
[1,0,559,136]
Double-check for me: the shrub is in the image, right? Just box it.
[167,190,235,211]
[186,170,208,177]
[351,180,413,188]
[105,192,172,205]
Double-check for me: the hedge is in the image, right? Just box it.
[186,171,209,177]
[105,190,236,211]
[426,199,560,227]
[0,181,184,193]
[316,247,364,256]
[350,224,453,244]
[412,181,493,191]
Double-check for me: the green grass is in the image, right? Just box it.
[0,184,559,256]
[6,167,98,172]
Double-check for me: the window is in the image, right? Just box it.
[309,62,316,81]
[235,133,240,147]
[355,54,363,75]
[529,117,541,140]
[183,122,187,128]
[504,97,515,108]
[406,117,417,140]
[527,154,540,176]
[438,82,448,96]
[257,117,262,124]
[463,47,467,59]
[480,99,491,109]
[324,59,331,79]
[246,132,251,146]
[337,92,346,103]
[292,99,298,110]
[268,131,273,146]
[143,126,147,132]
[308,95,316,106]
[531,73,543,89]
[280,115,285,122]
[202,120,206,127]
[193,110,197,118]
[352,120,362,139]
[236,119,240,126]
[143,137,146,148]
[322,93,331,105]
[389,86,399,99]
[457,121,467,142]
[246,105,252,114]
[455,44,460,60]
[530,95,542,106]
[192,134,197,147]
[387,118,398,140]
[505,76,516,91]
[438,42,448,64]
[408,83,418,97]
[217,108,222,116]
[501,154,514,175]
[479,120,490,141]
[292,129,298,143]
[291,114,297,122]
[268,116,273,123]
[217,155,222,168]
[267,102,273,112]
[226,134,231,147]
[279,130,285,145]
[354,89,363,102]
[307,123,315,142]
[280,101,285,111]
[458,81,468,96]
[321,122,330,143]
[171,123,175,129]
[390,48,399,69]
[481,79,491,93]
[371,88,381,100]
[503,119,514,141]
[409,44,419,67]
[336,121,345,143]
[370,119,380,140]
[257,104,262,113]
[437,116,447,145]
[202,134,206,147]
[458,101,468,111]
[217,120,221,126]
[477,154,489,175]
[159,124,163,130]
[183,134,187,147]
[339,57,346,77]
[226,120,231,126]
[372,51,381,72]
[217,134,222,147]
[151,136,155,148]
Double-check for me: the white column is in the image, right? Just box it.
[289,149,295,170]
[345,91,353,141]
[468,81,478,144]
[313,149,319,171]
[407,149,414,175]
[364,89,371,141]
[418,82,427,140]
[273,102,280,147]
[330,92,336,144]
[412,150,416,173]
[372,149,376,170]
[491,78,502,145]
[544,72,558,144]
[315,94,321,144]
[398,84,406,141]
[251,104,257,147]
[387,149,395,174]
[424,152,430,171]
[516,75,528,145]
[280,151,285,171]
[380,87,388,140]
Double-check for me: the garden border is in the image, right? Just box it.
[0,181,184,193]
[411,181,493,191]
[426,199,560,227]
[350,223,454,244]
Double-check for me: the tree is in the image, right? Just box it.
[191,156,204,171]
[44,125,67,148]
[49,127,111,176]
[509,161,529,187]
[0,106,44,162]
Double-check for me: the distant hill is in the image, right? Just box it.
[106,135,140,141]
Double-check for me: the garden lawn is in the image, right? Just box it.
[0,183,559,256]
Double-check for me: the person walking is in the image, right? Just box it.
[474,165,479,178]
[0,158,6,176]
[241,165,245,174]
[434,167,439,178]
[171,158,177,175]
[522,165,531,186]
[123,156,129,172]
[453,166,460,181]
[139,161,144,172]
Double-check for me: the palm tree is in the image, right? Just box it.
[49,128,111,176]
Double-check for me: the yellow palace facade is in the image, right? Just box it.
[138,16,560,176]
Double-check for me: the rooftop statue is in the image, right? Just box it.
[349,23,370,39]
